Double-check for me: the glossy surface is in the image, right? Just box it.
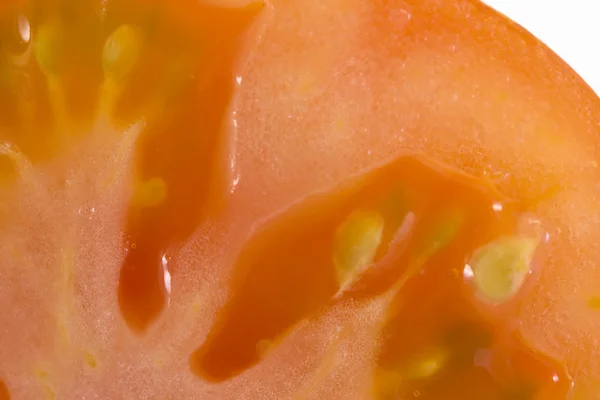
[1,0,600,399]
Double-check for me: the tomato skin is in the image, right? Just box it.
[1,0,600,399]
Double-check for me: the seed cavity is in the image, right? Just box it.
[163,57,196,101]
[423,210,464,256]
[133,177,167,208]
[333,210,384,291]
[389,210,464,294]
[468,235,538,304]
[0,378,9,400]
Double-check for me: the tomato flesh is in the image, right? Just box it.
[1,0,600,399]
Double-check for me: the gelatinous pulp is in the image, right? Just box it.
[0,379,9,400]
[190,156,572,399]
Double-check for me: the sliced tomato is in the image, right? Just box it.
[0,0,599,399]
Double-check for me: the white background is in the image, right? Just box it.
[483,0,600,96]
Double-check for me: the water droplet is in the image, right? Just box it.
[99,0,108,20]
[235,76,242,85]
[162,254,171,306]
[230,173,240,194]
[17,15,30,44]
[463,264,474,279]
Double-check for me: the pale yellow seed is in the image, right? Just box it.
[133,177,167,208]
[103,24,144,82]
[470,235,538,304]
[85,353,97,368]
[34,19,64,75]
[403,345,450,381]
[333,210,384,289]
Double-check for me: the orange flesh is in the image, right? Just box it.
[1,0,600,399]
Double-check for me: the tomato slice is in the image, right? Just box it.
[0,0,599,399]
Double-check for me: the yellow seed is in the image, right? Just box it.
[133,177,167,208]
[33,20,69,133]
[470,235,538,304]
[333,210,384,289]
[34,20,64,75]
[403,346,450,381]
[375,346,449,399]
[103,24,144,82]
[85,353,97,368]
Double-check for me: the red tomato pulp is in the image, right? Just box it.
[1,0,600,399]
